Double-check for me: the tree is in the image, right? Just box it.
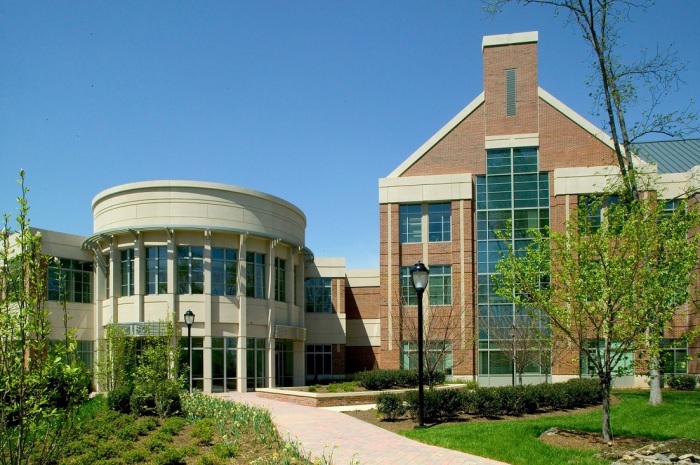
[395,289,472,387]
[485,0,699,408]
[0,171,89,465]
[494,189,699,442]
[484,311,552,385]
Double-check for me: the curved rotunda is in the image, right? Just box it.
[82,181,310,392]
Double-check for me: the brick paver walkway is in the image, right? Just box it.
[215,392,508,465]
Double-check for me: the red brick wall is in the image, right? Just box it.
[346,346,380,373]
[345,285,380,320]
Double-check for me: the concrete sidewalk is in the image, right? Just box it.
[215,392,508,465]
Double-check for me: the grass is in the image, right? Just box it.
[402,390,700,465]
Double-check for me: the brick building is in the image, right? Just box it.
[15,31,699,391]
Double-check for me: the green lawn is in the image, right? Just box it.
[402,390,700,465]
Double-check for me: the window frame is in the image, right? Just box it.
[146,245,168,295]
[120,249,135,297]
[211,248,238,296]
[177,246,204,295]
[245,252,266,299]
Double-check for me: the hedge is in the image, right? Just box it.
[376,378,604,422]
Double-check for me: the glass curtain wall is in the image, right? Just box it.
[476,147,550,378]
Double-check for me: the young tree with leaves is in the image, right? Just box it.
[495,190,699,442]
[485,0,699,408]
[0,171,89,465]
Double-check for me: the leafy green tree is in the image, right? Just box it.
[495,189,699,442]
[0,171,89,465]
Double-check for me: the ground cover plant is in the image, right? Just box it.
[58,394,342,465]
[394,390,700,465]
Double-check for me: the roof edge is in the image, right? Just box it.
[386,92,485,178]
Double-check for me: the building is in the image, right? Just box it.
[17,31,700,392]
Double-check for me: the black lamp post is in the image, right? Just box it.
[510,322,516,386]
[184,310,195,393]
[410,261,429,428]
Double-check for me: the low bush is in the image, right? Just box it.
[667,374,698,391]
[376,392,405,420]
[191,418,216,445]
[107,383,134,414]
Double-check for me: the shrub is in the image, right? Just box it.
[356,369,419,390]
[121,448,149,465]
[565,378,603,406]
[376,392,405,420]
[434,388,462,418]
[151,447,187,465]
[191,418,216,445]
[473,387,503,417]
[160,417,188,436]
[130,384,156,416]
[107,383,134,414]
[667,374,698,391]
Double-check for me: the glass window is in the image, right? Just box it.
[428,265,452,306]
[428,203,451,242]
[246,338,266,389]
[306,344,332,382]
[400,341,453,375]
[274,257,286,302]
[477,147,550,378]
[177,246,204,294]
[305,277,332,313]
[47,258,94,303]
[245,252,266,299]
[211,337,237,392]
[120,249,134,297]
[76,340,94,371]
[400,266,418,306]
[580,340,634,376]
[212,248,237,296]
[660,339,688,375]
[181,337,204,391]
[146,246,168,295]
[399,204,422,243]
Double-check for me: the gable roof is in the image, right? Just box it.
[386,88,618,178]
[634,139,700,173]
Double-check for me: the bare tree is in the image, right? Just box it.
[394,289,472,387]
[484,312,552,385]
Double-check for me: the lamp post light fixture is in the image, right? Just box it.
[184,310,195,393]
[410,261,429,428]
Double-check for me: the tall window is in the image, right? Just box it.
[476,147,550,377]
[181,337,204,391]
[211,337,237,392]
[428,203,451,242]
[578,195,619,231]
[146,246,168,295]
[212,248,237,296]
[306,344,332,382]
[120,249,135,297]
[104,254,110,298]
[400,340,453,375]
[660,339,688,375]
[177,246,204,294]
[399,204,422,243]
[245,252,265,299]
[274,257,286,302]
[305,277,332,313]
[400,266,418,306]
[47,258,93,303]
[505,68,516,116]
[76,340,94,370]
[428,265,452,306]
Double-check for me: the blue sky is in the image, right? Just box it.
[1,1,698,269]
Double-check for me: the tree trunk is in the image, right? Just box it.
[600,373,613,443]
[649,356,664,406]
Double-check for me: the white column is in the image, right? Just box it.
[237,234,248,392]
